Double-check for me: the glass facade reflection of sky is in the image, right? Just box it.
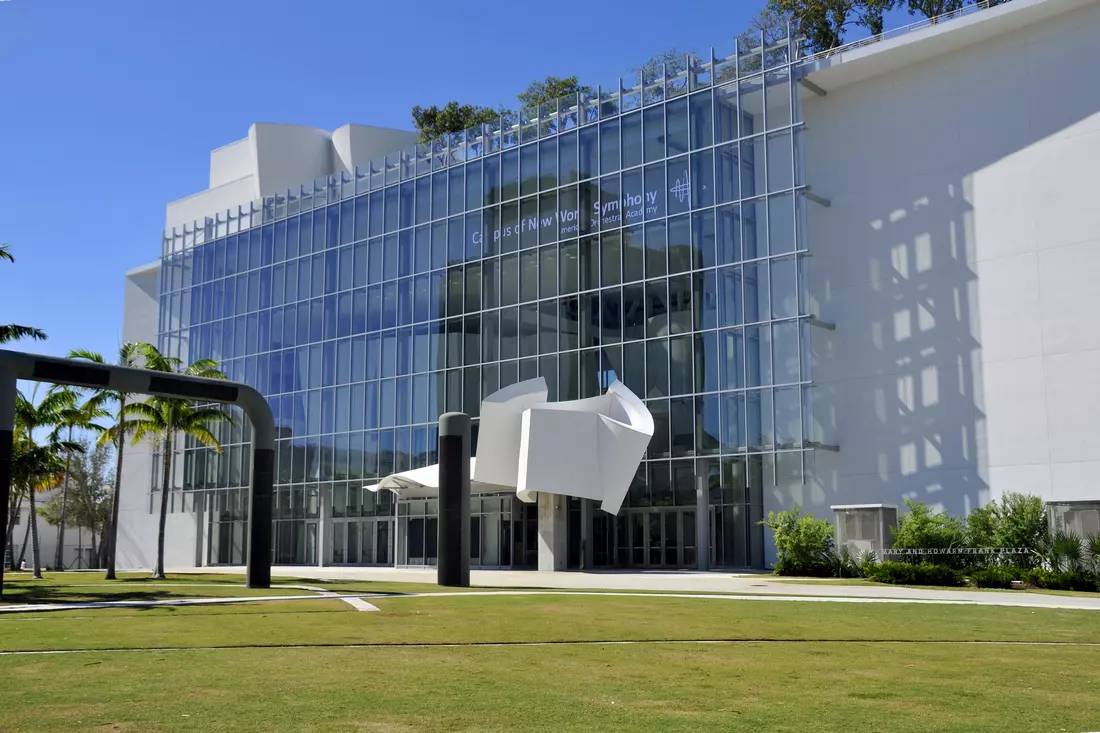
[156,34,812,569]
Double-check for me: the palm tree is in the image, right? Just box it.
[0,244,47,344]
[13,387,81,578]
[128,343,232,579]
[48,387,109,570]
[70,344,141,580]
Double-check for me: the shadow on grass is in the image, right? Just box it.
[0,584,233,606]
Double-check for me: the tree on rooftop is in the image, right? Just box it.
[517,76,592,109]
[410,102,501,143]
[906,0,964,19]
[755,0,901,54]
[631,47,697,86]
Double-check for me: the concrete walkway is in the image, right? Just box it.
[185,566,1100,611]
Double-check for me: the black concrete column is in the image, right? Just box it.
[437,412,470,587]
[246,448,275,589]
[0,370,16,598]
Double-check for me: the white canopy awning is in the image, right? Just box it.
[364,458,514,500]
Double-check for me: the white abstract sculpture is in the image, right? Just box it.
[471,377,549,490]
[368,378,654,516]
[474,378,653,515]
[514,382,653,514]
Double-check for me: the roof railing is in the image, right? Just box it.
[800,0,998,63]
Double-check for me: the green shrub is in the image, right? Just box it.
[867,561,964,587]
[968,566,1019,589]
[893,499,967,551]
[1048,531,1085,573]
[761,504,835,577]
[967,494,1047,568]
[1087,534,1100,575]
[832,548,880,578]
[1021,568,1098,592]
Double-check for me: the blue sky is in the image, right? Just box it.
[0,0,910,365]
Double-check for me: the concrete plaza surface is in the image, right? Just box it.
[184,566,1100,611]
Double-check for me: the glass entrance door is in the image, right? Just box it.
[333,518,393,565]
[621,508,695,569]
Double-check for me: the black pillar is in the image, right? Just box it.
[246,447,275,589]
[0,429,12,597]
[437,412,470,587]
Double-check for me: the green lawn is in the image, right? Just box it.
[1,574,1098,732]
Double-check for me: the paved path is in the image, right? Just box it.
[182,565,1100,611]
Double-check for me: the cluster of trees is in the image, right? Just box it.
[411,75,590,142]
[762,494,1100,590]
[4,242,234,582]
[411,0,1009,141]
[751,0,1011,54]
[4,343,232,581]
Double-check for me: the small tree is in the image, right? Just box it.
[965,493,1047,568]
[517,76,591,109]
[996,493,1047,555]
[48,388,109,570]
[631,47,696,86]
[411,102,500,143]
[761,504,835,576]
[893,499,966,551]
[71,344,141,579]
[906,0,964,20]
[127,343,232,579]
[39,439,113,568]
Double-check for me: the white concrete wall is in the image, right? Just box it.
[800,0,1100,526]
[330,124,421,174]
[248,123,333,201]
[209,138,252,189]
[116,264,161,570]
[8,494,99,570]
[116,263,203,571]
[165,123,419,231]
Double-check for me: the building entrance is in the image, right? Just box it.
[332,518,393,565]
[395,495,538,568]
[615,508,698,569]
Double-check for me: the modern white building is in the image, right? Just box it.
[117,0,1100,573]
[5,487,102,571]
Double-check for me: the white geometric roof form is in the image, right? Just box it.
[365,378,654,516]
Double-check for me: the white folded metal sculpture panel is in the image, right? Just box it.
[515,381,653,515]
[367,378,653,517]
[470,377,548,489]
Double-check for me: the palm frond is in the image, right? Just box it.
[186,425,223,452]
[0,324,47,344]
[183,359,228,380]
[67,348,105,365]
[128,421,164,445]
[179,407,235,428]
[0,243,13,263]
[137,342,182,373]
[121,400,164,422]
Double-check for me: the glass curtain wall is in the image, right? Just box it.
[156,31,810,569]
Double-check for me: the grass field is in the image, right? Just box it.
[1,573,1098,732]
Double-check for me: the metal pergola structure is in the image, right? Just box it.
[0,349,275,597]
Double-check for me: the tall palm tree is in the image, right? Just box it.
[128,343,232,579]
[0,244,47,344]
[48,387,109,570]
[70,344,141,580]
[13,387,81,578]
